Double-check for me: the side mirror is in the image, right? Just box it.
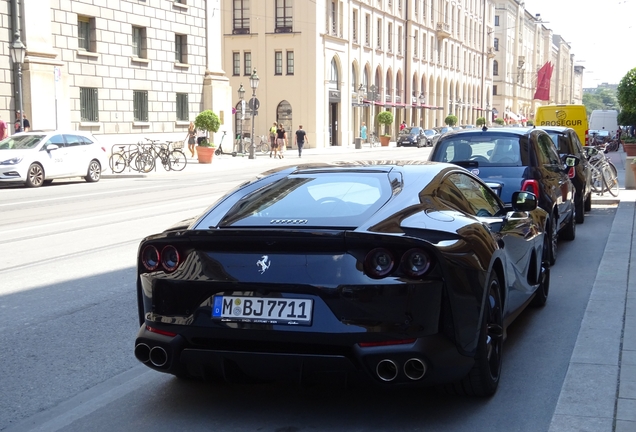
[511,191,538,212]
[45,144,59,151]
[561,154,579,167]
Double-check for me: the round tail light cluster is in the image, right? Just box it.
[141,245,182,272]
[363,247,433,279]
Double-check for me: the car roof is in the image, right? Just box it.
[439,126,537,139]
[536,126,571,133]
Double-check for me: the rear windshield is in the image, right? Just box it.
[434,134,530,167]
[400,127,420,135]
[216,172,394,228]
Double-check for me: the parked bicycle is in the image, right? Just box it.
[586,144,619,197]
[368,132,378,147]
[109,144,145,173]
[137,138,187,172]
[257,135,270,154]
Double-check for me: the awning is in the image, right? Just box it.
[506,112,521,121]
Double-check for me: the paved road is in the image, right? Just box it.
[0,146,618,431]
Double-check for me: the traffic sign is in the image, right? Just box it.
[248,98,260,110]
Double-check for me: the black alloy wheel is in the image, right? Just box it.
[545,216,558,266]
[560,207,576,241]
[531,261,550,307]
[26,163,45,188]
[575,194,585,224]
[440,272,503,397]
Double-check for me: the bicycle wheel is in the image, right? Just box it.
[136,151,155,173]
[602,165,619,197]
[109,153,127,174]
[159,151,172,171]
[260,141,270,154]
[169,150,187,171]
[590,165,604,194]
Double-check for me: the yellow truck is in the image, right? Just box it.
[535,104,589,145]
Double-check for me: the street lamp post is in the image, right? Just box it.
[237,83,245,154]
[10,30,26,133]
[249,68,259,160]
[418,93,426,127]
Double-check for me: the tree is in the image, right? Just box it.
[445,114,458,126]
[617,67,636,112]
[194,110,220,147]
[476,117,486,126]
[376,110,394,136]
[618,110,636,127]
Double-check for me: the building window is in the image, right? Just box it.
[244,52,251,75]
[233,0,250,34]
[494,15,499,26]
[78,16,95,51]
[494,38,499,51]
[286,51,294,75]
[388,23,392,52]
[365,14,370,46]
[352,10,358,43]
[132,26,146,58]
[233,52,240,76]
[175,34,187,63]
[398,26,402,54]
[493,60,499,76]
[493,85,498,95]
[376,18,382,49]
[80,87,99,122]
[330,1,337,35]
[275,51,283,75]
[275,0,292,32]
[176,93,188,121]
[133,90,148,122]
[413,30,418,57]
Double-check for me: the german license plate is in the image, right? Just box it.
[212,296,313,326]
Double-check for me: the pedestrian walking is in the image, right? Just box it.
[14,110,30,133]
[400,121,406,131]
[0,115,8,140]
[275,123,287,159]
[361,122,367,142]
[186,122,196,157]
[295,125,308,157]
[269,122,277,152]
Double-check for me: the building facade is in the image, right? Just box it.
[490,0,582,125]
[2,0,582,150]
[223,0,497,149]
[2,0,232,148]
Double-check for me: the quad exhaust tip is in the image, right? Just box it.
[134,343,150,363]
[376,359,399,382]
[404,358,427,381]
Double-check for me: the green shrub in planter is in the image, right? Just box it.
[194,110,220,147]
[376,110,394,136]
[476,117,486,126]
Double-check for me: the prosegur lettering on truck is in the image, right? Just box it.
[537,120,584,127]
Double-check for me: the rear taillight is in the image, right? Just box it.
[359,339,416,348]
[141,245,160,271]
[400,248,432,277]
[521,179,540,199]
[161,245,180,272]
[568,167,575,178]
[146,325,177,337]
[364,248,395,278]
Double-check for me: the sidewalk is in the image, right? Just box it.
[549,149,636,432]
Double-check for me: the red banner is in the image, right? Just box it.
[533,62,553,101]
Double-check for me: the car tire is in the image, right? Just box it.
[530,261,550,307]
[26,163,45,188]
[584,192,592,212]
[85,160,102,183]
[545,216,557,266]
[575,195,585,224]
[455,271,503,397]
[560,208,576,241]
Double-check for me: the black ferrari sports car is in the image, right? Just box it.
[135,161,550,396]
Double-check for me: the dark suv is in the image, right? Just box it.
[429,127,578,265]
[539,126,592,224]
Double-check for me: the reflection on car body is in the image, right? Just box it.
[135,161,550,397]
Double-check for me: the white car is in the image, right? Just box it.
[0,131,108,187]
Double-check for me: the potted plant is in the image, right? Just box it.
[475,117,486,127]
[376,110,394,146]
[444,114,458,127]
[526,120,534,126]
[194,110,220,164]
[494,118,505,126]
[618,110,636,155]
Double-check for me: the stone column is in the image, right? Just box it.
[202,0,232,145]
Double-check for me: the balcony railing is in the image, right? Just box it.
[436,22,451,39]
